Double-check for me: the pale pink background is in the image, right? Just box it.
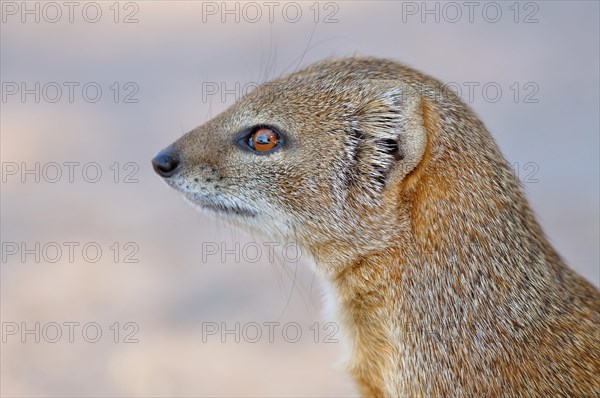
[1,1,598,396]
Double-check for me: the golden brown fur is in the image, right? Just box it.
[155,57,600,397]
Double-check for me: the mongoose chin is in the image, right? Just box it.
[153,57,600,397]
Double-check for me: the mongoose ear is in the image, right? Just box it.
[352,81,427,191]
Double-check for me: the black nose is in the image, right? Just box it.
[152,149,180,178]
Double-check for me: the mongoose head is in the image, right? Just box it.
[153,58,429,270]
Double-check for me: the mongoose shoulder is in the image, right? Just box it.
[153,57,600,397]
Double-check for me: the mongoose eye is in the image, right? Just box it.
[250,128,279,152]
[237,126,283,154]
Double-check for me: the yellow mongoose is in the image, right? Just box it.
[153,57,600,397]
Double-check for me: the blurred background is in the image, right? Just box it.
[1,1,598,396]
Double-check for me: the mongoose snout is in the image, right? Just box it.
[152,147,180,178]
[153,57,600,397]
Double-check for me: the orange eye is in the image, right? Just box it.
[251,128,279,152]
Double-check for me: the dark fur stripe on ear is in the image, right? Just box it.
[342,124,399,198]
[337,82,426,203]
[379,138,403,161]
[350,109,405,195]
[340,126,365,191]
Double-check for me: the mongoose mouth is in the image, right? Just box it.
[199,201,257,217]
[184,194,258,218]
